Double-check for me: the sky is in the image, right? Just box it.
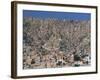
[23,10,91,20]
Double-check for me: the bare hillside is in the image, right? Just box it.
[23,17,91,69]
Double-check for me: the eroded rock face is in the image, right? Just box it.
[23,18,91,69]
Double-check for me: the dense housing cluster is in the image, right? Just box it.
[23,17,91,69]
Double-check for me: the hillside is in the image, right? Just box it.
[23,17,91,69]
